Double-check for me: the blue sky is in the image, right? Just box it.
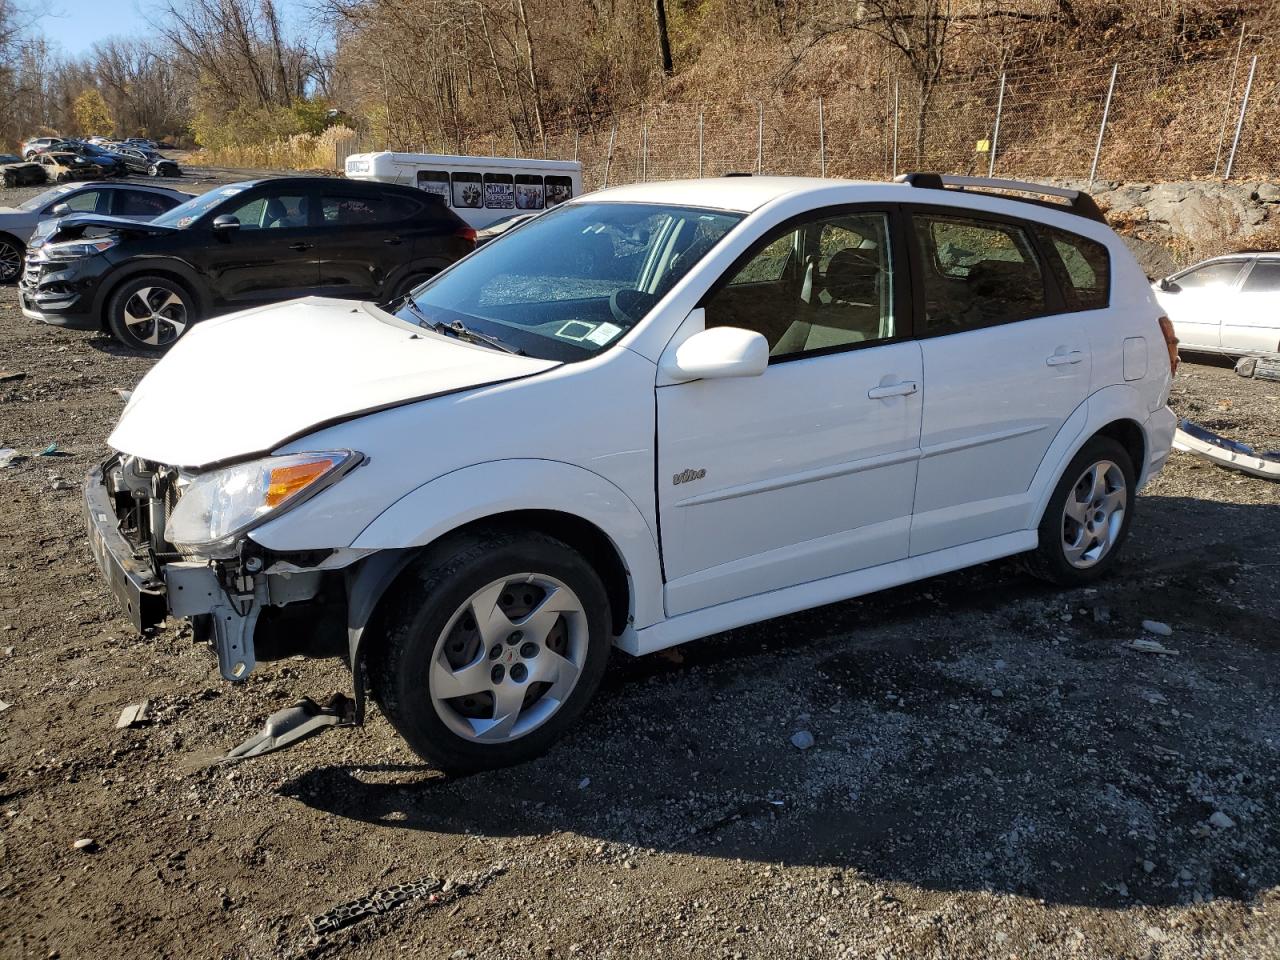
[40,0,157,55]
[39,0,308,56]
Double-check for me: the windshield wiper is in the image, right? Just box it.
[399,299,523,355]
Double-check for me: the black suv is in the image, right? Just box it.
[20,176,476,350]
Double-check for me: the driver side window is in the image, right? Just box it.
[705,211,896,359]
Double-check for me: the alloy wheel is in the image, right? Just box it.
[121,285,188,347]
[1061,459,1127,569]
[428,574,588,743]
[0,240,21,283]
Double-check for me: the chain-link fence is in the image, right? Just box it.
[334,43,1278,189]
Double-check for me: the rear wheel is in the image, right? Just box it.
[106,276,196,351]
[369,529,612,773]
[1026,435,1135,586]
[0,237,22,284]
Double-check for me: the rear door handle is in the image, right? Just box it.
[867,380,918,400]
[1046,350,1084,366]
[289,242,314,252]
[383,237,402,245]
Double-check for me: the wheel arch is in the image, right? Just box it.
[96,262,207,329]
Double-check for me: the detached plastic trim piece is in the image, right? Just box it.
[1172,419,1280,481]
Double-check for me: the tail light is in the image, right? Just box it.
[1157,316,1180,376]
[456,225,477,245]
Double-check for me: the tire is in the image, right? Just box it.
[106,275,196,351]
[147,164,159,177]
[0,236,23,284]
[368,528,613,774]
[390,272,432,303]
[1025,435,1136,586]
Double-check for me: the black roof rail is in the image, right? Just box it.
[723,172,753,177]
[893,173,1107,225]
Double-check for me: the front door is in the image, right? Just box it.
[1222,259,1280,355]
[313,188,399,300]
[200,186,323,308]
[656,208,923,616]
[905,209,1092,556]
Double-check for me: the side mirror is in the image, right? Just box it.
[662,319,768,382]
[50,203,71,217]
[212,215,241,233]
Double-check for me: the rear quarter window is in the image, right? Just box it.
[1036,226,1110,311]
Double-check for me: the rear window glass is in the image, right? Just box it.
[322,194,400,225]
[1242,261,1280,293]
[1036,226,1110,311]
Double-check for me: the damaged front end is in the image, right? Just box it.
[84,453,365,684]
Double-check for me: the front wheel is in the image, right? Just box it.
[106,276,196,351]
[1026,435,1136,586]
[0,237,23,284]
[369,529,612,773]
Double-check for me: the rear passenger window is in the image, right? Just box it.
[321,194,400,225]
[115,190,179,216]
[1242,261,1280,293]
[1036,226,1110,310]
[912,214,1047,333]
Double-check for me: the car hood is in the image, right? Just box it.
[108,298,560,468]
[43,213,177,242]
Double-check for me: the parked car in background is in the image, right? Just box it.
[0,181,192,283]
[21,136,65,159]
[22,176,476,348]
[108,146,181,178]
[1154,253,1280,358]
[1,154,48,188]
[66,141,127,177]
[37,151,105,182]
[80,173,1177,772]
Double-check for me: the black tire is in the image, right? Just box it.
[368,528,613,774]
[1025,435,1136,586]
[106,275,197,351]
[0,236,22,285]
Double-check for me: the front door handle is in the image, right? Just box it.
[867,380,919,400]
[383,236,402,245]
[289,241,314,252]
[1046,350,1085,366]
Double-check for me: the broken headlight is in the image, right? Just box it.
[167,451,361,555]
[41,237,119,261]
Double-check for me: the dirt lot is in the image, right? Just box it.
[1,202,1279,959]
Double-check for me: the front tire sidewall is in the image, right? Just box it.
[106,276,195,351]
[371,531,612,774]
[0,238,22,284]
[1030,436,1136,586]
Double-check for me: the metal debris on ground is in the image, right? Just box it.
[220,694,355,763]
[1124,639,1180,656]
[1234,356,1280,383]
[1173,419,1280,481]
[309,866,505,936]
[37,443,59,457]
[115,700,151,729]
[1142,620,1173,637]
[0,448,21,468]
[0,371,24,383]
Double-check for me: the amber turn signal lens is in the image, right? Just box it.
[265,460,334,507]
[1157,316,1179,376]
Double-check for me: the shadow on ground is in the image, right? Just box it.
[281,494,1280,909]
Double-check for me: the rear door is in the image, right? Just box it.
[312,186,416,299]
[110,188,184,221]
[198,184,323,308]
[906,207,1091,556]
[1221,259,1280,355]
[1156,259,1248,352]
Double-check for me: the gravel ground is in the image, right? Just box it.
[1,180,1278,959]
